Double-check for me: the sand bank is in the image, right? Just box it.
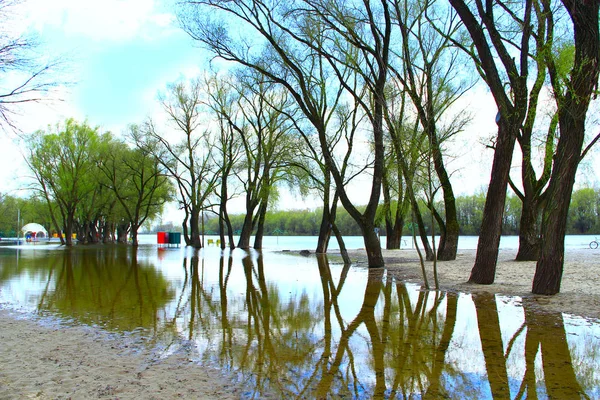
[349,247,600,321]
[0,311,244,399]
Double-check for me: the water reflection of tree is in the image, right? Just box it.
[471,294,589,400]
[158,251,595,399]
[36,246,174,331]
[473,293,511,399]
[519,300,588,399]
[235,252,325,397]
[314,265,459,398]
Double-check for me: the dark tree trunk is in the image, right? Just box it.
[362,221,384,267]
[182,209,190,246]
[430,109,459,261]
[470,121,517,284]
[316,175,333,254]
[253,200,268,249]
[188,208,202,248]
[516,199,541,261]
[385,216,404,249]
[64,211,75,246]
[315,210,332,254]
[237,212,254,249]
[218,201,235,250]
[218,167,235,250]
[102,221,113,244]
[117,221,129,243]
[331,222,350,265]
[382,172,407,250]
[532,0,599,295]
[411,196,434,261]
[130,223,139,246]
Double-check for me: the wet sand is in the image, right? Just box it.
[0,311,244,399]
[1,248,598,398]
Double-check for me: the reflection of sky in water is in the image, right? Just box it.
[1,243,599,398]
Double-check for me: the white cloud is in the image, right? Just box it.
[23,0,177,42]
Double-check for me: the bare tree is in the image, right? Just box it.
[449,0,540,284]
[532,0,600,294]
[178,0,391,267]
[143,79,219,248]
[0,0,63,131]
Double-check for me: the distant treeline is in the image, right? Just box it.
[201,188,600,237]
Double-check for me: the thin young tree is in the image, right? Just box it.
[142,79,219,248]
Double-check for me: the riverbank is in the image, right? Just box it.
[0,311,245,399]
[346,247,600,321]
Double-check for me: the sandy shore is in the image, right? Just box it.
[348,247,600,321]
[1,248,598,399]
[0,312,244,399]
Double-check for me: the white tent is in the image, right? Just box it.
[21,223,48,239]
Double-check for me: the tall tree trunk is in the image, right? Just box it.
[382,167,406,250]
[361,221,384,267]
[253,200,268,249]
[189,208,202,248]
[130,223,139,246]
[315,209,332,254]
[532,0,599,295]
[410,195,434,261]
[237,212,254,249]
[429,100,459,261]
[470,121,517,284]
[182,209,190,246]
[219,166,235,250]
[64,211,74,246]
[331,222,350,265]
[316,174,332,254]
[516,198,541,261]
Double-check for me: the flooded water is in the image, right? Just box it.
[0,243,599,399]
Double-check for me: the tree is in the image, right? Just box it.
[533,0,600,294]
[99,127,173,246]
[0,0,62,131]
[389,0,473,260]
[25,119,100,246]
[449,0,542,283]
[178,0,390,266]
[204,74,243,250]
[222,71,297,249]
[143,79,219,248]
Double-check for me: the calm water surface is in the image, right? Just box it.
[0,241,599,399]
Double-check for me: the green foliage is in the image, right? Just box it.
[0,194,53,237]
[23,119,172,242]
[567,188,600,234]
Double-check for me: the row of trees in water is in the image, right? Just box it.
[21,0,599,295]
[200,187,600,237]
[5,185,600,240]
[23,120,172,246]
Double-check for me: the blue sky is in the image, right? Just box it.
[1,0,212,199]
[18,0,207,132]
